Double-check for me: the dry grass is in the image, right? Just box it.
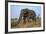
[11,19,41,28]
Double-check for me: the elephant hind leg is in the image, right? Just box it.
[32,18,36,22]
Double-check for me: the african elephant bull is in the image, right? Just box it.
[18,8,36,24]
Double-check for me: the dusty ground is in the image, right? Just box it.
[11,19,41,28]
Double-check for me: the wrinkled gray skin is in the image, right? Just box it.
[17,8,36,25]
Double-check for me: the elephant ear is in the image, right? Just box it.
[21,8,28,14]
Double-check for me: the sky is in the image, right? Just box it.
[11,5,41,18]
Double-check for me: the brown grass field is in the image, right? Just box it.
[11,18,41,28]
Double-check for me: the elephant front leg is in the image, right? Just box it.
[27,17,29,22]
[27,16,30,22]
[23,17,26,24]
[27,17,32,23]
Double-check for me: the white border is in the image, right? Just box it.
[8,2,43,32]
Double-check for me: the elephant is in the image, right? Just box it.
[17,8,36,24]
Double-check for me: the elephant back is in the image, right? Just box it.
[29,10,36,18]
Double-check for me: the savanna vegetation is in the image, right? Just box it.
[11,16,41,28]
